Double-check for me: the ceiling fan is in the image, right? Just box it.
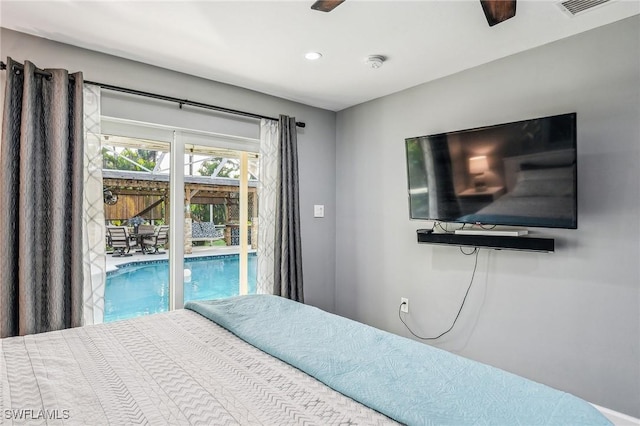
[310,0,517,27]
[310,0,345,13]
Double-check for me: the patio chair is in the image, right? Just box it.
[106,226,136,257]
[142,225,169,254]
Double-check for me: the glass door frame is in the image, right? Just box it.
[101,117,260,311]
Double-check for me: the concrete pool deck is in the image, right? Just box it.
[105,245,245,272]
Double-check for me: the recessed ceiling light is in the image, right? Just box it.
[304,52,323,61]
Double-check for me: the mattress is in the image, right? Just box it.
[459,194,576,228]
[188,295,611,426]
[1,295,611,425]
[1,309,396,425]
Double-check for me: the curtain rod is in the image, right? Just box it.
[0,61,306,128]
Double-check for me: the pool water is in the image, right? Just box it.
[104,254,257,323]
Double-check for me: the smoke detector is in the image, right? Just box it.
[366,55,386,69]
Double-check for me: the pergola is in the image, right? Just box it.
[102,169,258,250]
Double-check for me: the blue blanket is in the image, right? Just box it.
[186,295,610,426]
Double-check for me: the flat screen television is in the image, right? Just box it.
[405,113,577,229]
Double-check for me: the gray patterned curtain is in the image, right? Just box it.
[0,58,84,338]
[274,115,304,302]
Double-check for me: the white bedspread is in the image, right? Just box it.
[1,310,396,425]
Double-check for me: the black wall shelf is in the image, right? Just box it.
[417,229,554,252]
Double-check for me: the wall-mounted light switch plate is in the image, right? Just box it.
[314,204,325,218]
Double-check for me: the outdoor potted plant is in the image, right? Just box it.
[128,216,145,234]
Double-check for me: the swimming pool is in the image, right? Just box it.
[104,254,257,323]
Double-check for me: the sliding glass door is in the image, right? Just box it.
[99,118,259,321]
[182,144,258,303]
[101,136,171,321]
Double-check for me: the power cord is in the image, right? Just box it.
[399,247,480,340]
[434,221,466,234]
[478,224,497,230]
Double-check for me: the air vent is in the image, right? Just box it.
[558,0,613,16]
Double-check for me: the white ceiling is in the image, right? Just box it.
[1,0,638,111]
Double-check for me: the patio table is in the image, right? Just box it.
[130,232,155,254]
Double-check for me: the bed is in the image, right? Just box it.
[459,149,577,228]
[460,191,576,228]
[1,295,610,425]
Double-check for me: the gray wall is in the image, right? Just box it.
[3,16,639,417]
[0,28,337,313]
[336,16,639,417]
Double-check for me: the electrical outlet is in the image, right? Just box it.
[400,297,409,314]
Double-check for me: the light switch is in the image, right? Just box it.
[314,204,325,218]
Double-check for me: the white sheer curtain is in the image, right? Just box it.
[82,84,106,324]
[257,119,278,294]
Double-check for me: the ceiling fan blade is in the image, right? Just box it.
[480,0,516,26]
[311,0,345,13]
